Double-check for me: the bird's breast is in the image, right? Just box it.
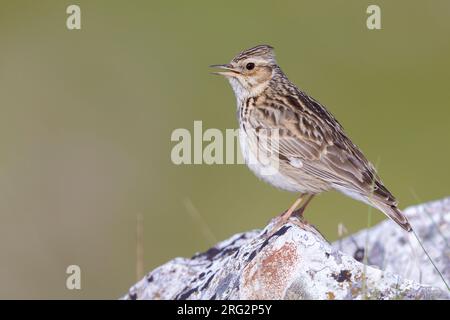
[238,121,302,193]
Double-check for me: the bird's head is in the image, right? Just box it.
[210,45,277,99]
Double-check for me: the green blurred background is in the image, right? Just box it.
[0,0,449,299]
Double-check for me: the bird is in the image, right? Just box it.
[210,44,412,232]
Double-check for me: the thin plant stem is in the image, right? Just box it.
[361,157,380,299]
[409,188,448,247]
[410,228,450,292]
[136,213,144,281]
[183,197,217,245]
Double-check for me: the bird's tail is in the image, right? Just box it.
[373,201,412,232]
[333,185,412,232]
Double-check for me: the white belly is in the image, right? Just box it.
[238,128,301,193]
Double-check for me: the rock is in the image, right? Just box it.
[123,198,450,300]
[334,197,450,292]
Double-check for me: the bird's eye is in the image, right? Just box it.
[245,62,255,70]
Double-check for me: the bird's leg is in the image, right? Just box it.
[267,194,305,237]
[279,193,305,222]
[292,194,315,220]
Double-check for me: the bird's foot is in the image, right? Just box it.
[292,207,306,220]
[265,214,289,238]
[265,214,306,238]
[265,209,313,238]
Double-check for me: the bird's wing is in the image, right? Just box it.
[249,91,397,206]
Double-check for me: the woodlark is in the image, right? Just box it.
[211,45,411,232]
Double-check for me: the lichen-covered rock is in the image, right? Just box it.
[124,198,450,300]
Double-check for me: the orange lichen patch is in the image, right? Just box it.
[242,242,298,299]
[326,291,335,300]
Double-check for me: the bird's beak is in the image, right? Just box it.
[209,63,240,77]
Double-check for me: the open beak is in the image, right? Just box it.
[209,63,240,77]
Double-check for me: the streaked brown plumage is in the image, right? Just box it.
[211,45,411,232]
